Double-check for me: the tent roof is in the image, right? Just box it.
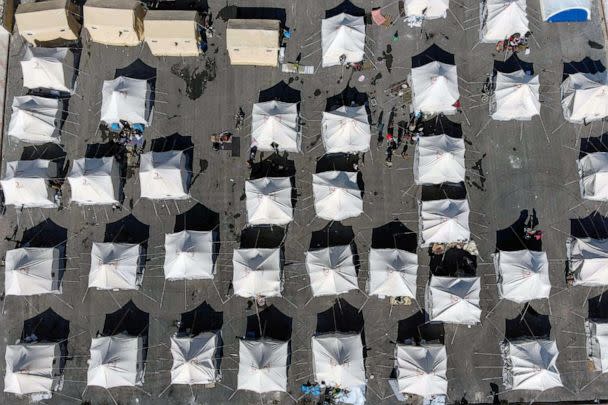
[164,230,216,280]
[567,237,608,286]
[170,332,219,385]
[540,0,591,22]
[5,247,60,296]
[89,242,141,290]
[251,101,300,152]
[144,11,200,56]
[368,248,418,298]
[411,61,460,115]
[502,339,563,391]
[322,106,371,153]
[101,76,151,126]
[577,152,608,201]
[306,245,358,296]
[139,151,189,200]
[232,248,282,298]
[395,344,448,397]
[8,95,60,144]
[87,334,142,388]
[4,343,58,395]
[414,134,466,184]
[312,333,365,389]
[492,70,540,121]
[426,276,481,324]
[68,157,120,205]
[313,171,363,221]
[405,0,450,19]
[21,47,72,93]
[321,13,365,67]
[1,159,56,208]
[561,72,608,124]
[480,0,529,43]
[16,0,79,45]
[246,177,293,225]
[419,198,470,246]
[237,339,288,393]
[494,249,551,303]
[585,320,608,373]
[226,19,280,67]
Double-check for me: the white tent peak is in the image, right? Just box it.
[491,70,540,121]
[405,0,450,19]
[306,245,358,297]
[237,338,288,393]
[164,230,217,280]
[232,248,282,298]
[312,333,365,389]
[170,332,220,385]
[414,134,466,184]
[313,171,363,221]
[577,152,608,201]
[561,71,608,124]
[4,342,60,396]
[368,248,418,298]
[426,276,481,324]
[68,157,120,206]
[88,242,143,290]
[567,237,608,286]
[321,13,365,67]
[480,0,529,43]
[21,47,72,93]
[586,319,608,373]
[246,177,293,225]
[501,339,563,391]
[411,61,460,115]
[5,247,61,296]
[87,334,144,388]
[419,198,470,247]
[493,249,550,303]
[322,105,371,153]
[8,95,60,144]
[395,343,448,397]
[101,76,152,126]
[1,159,57,208]
[139,150,190,200]
[251,100,300,152]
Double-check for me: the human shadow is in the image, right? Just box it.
[21,308,70,373]
[371,221,417,253]
[245,305,292,341]
[570,211,608,239]
[102,300,150,362]
[179,301,223,335]
[325,0,365,18]
[496,209,542,252]
[411,44,455,69]
[505,305,551,340]
[563,57,605,81]
[494,54,534,75]
[420,182,467,201]
[397,310,444,344]
[429,247,477,277]
[258,81,301,104]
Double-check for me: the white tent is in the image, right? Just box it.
[100,76,152,126]
[306,245,358,297]
[8,96,60,144]
[426,276,481,324]
[68,157,120,206]
[566,237,608,286]
[232,248,282,298]
[164,230,216,280]
[246,177,293,225]
[312,333,365,389]
[480,0,529,43]
[1,159,57,208]
[170,332,220,385]
[540,0,591,22]
[368,248,418,298]
[321,106,371,153]
[88,242,142,290]
[419,199,470,247]
[411,61,460,115]
[405,0,450,19]
[251,101,300,152]
[87,334,144,388]
[313,171,363,221]
[237,339,288,393]
[491,70,540,121]
[561,72,608,124]
[395,344,448,397]
[585,319,608,373]
[5,247,61,296]
[4,343,60,396]
[139,151,190,200]
[321,13,365,67]
[414,134,466,185]
[493,249,551,303]
[21,47,73,93]
[501,339,563,391]
[577,152,608,201]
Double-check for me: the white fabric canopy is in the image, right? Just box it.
[312,333,365,389]
[21,47,72,93]
[419,199,470,247]
[405,0,449,19]
[251,101,300,152]
[88,242,142,290]
[368,248,418,298]
[237,339,288,393]
[139,151,190,200]
[585,320,608,373]
[480,0,529,43]
[100,76,152,126]
[232,248,282,298]
[561,72,608,124]
[87,334,144,388]
[491,70,540,121]
[8,95,60,144]
[313,171,363,221]
[411,61,460,115]
[493,249,551,303]
[164,230,216,280]
[414,134,466,184]
[170,332,220,385]
[68,157,120,206]
[567,237,608,286]
[4,343,59,395]
[1,159,57,208]
[395,344,448,397]
[246,177,293,225]
[321,13,365,67]
[577,152,608,201]
[306,245,358,297]
[540,0,591,22]
[426,276,481,324]
[501,339,563,391]
[322,106,371,153]
[5,247,60,296]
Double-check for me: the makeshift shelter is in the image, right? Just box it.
[1,159,57,208]
[226,19,280,67]
[251,101,300,152]
[561,72,608,124]
[577,152,608,201]
[405,0,450,20]
[139,151,190,200]
[237,339,288,393]
[21,47,73,93]
[419,199,470,247]
[100,76,152,127]
[491,70,540,121]
[83,0,145,46]
[144,10,201,57]
[586,320,608,373]
[311,333,365,389]
[395,344,448,397]
[68,157,120,206]
[4,343,60,395]
[88,242,142,290]
[322,106,371,153]
[232,248,282,298]
[493,249,550,303]
[306,245,358,297]
[426,276,481,324]
[480,0,529,43]
[414,134,466,184]
[170,332,220,385]
[87,334,144,388]
[313,171,363,221]
[5,247,61,296]
[246,177,293,225]
[411,61,460,115]
[566,237,608,286]
[501,339,563,391]
[540,0,591,22]
[368,248,418,298]
[164,230,216,280]
[321,13,365,67]
[8,96,60,144]
[15,0,81,46]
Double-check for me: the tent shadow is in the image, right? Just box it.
[179,301,223,335]
[315,153,359,173]
[239,225,286,249]
[411,44,455,68]
[325,0,365,18]
[174,203,219,232]
[20,219,67,290]
[493,54,534,75]
[104,215,149,277]
[325,86,368,112]
[420,182,467,201]
[496,209,542,252]
[563,57,605,81]
[589,294,608,319]
[419,114,463,138]
[397,310,444,344]
[505,305,551,340]
[20,143,68,177]
[150,133,194,181]
[249,152,296,180]
[580,133,608,158]
[309,221,354,250]
[371,221,417,253]
[258,81,301,104]
[102,300,149,362]
[84,142,127,203]
[245,305,292,341]
[21,308,70,373]
[114,58,157,81]
[429,247,477,277]
[570,211,608,239]
[149,0,208,12]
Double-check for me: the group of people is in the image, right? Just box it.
[496,32,531,53]
[111,120,145,154]
[382,113,423,167]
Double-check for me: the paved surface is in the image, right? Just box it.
[1,0,608,404]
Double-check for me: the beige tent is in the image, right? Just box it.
[16,0,81,46]
[83,0,145,46]
[226,19,280,67]
[144,10,201,57]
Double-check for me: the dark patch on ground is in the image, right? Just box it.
[171,58,217,100]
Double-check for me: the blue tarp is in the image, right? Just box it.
[547,8,589,22]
